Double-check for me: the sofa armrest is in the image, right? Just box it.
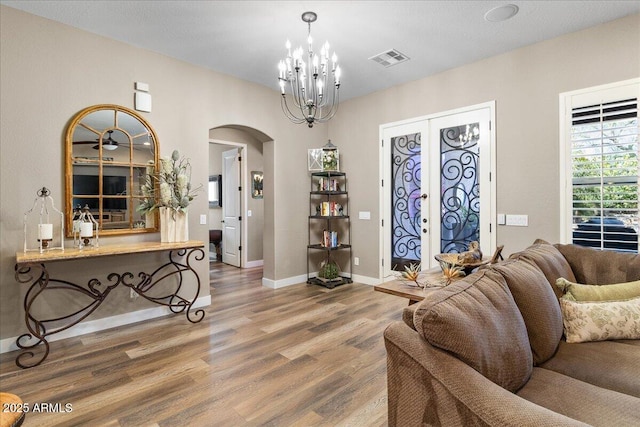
[384,321,589,427]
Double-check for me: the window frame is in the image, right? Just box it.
[559,78,640,251]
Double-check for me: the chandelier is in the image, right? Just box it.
[278,11,341,128]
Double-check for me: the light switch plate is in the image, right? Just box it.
[506,214,528,226]
[497,213,506,225]
[199,214,207,225]
[359,211,371,220]
[135,81,149,92]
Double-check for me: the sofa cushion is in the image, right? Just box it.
[555,277,640,301]
[559,296,640,343]
[510,239,577,298]
[517,367,640,426]
[490,258,564,365]
[555,243,640,285]
[413,270,532,392]
[540,340,640,397]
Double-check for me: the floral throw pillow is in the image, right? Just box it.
[559,297,640,343]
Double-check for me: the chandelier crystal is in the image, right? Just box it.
[278,11,341,128]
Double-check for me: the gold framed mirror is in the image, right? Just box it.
[65,104,159,236]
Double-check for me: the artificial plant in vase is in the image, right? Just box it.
[138,149,200,242]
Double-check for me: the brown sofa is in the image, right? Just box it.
[384,241,640,426]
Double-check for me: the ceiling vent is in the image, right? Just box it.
[369,49,410,68]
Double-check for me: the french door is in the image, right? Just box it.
[382,103,495,279]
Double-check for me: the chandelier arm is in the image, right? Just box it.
[281,97,307,125]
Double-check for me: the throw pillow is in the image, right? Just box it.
[414,270,532,393]
[489,258,564,365]
[555,243,640,285]
[560,297,640,343]
[555,278,640,301]
[510,239,577,298]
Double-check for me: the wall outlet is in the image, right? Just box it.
[354,257,360,266]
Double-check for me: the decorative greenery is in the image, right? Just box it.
[439,261,466,285]
[319,260,340,280]
[136,149,200,214]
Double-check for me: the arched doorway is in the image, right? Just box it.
[208,125,274,281]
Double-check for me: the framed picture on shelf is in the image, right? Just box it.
[251,171,263,199]
[308,148,323,172]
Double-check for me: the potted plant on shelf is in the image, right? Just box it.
[317,259,341,283]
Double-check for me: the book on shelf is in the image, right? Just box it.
[318,177,340,192]
[319,201,343,216]
[322,230,339,248]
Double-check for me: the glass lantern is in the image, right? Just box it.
[73,205,99,249]
[23,187,64,254]
[321,140,339,172]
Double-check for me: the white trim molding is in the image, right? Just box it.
[0,295,212,355]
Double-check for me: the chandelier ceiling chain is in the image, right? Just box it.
[278,11,341,128]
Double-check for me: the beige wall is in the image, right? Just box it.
[0,6,327,340]
[330,13,640,277]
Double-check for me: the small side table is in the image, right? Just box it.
[374,268,453,305]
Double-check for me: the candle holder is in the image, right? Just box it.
[23,187,64,254]
[73,205,99,249]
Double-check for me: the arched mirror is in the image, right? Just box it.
[65,104,159,236]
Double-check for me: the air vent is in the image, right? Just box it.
[369,49,410,67]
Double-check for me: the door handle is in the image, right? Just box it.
[421,193,428,199]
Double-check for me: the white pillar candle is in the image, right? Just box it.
[80,222,93,238]
[38,223,53,240]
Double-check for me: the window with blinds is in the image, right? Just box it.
[570,97,639,252]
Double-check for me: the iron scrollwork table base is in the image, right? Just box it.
[14,241,205,369]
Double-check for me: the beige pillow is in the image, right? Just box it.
[555,278,640,301]
[560,297,640,343]
[414,270,532,392]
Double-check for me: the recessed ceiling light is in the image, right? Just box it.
[484,4,519,22]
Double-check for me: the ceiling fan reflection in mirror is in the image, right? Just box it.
[94,130,118,151]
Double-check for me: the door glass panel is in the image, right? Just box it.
[391,132,422,270]
[440,123,480,253]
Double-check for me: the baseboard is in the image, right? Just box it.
[261,273,381,289]
[245,259,264,268]
[262,274,308,289]
[350,274,381,286]
[0,295,212,355]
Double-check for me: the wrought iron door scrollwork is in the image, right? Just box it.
[13,247,205,368]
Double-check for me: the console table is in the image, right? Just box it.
[14,240,206,369]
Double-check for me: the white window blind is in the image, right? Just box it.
[570,97,639,252]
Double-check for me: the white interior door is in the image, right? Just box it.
[222,148,241,267]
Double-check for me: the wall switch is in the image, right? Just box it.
[506,214,528,226]
[354,257,360,266]
[130,288,138,299]
[200,214,207,225]
[359,211,371,220]
[247,210,252,217]
[497,213,506,225]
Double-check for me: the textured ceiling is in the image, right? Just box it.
[2,1,639,100]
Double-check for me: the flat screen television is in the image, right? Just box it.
[73,175,127,210]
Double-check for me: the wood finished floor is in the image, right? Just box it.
[0,261,407,426]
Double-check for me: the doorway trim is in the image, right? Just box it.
[378,101,497,281]
[210,138,248,268]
